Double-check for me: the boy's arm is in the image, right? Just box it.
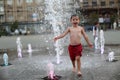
[54,27,70,41]
[81,27,93,48]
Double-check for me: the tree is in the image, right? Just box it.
[88,12,99,25]
[10,21,18,32]
[110,13,117,25]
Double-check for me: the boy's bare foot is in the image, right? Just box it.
[72,68,76,72]
[77,72,82,77]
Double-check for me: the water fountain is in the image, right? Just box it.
[44,0,74,64]
[27,43,32,57]
[40,0,85,79]
[3,53,8,66]
[47,63,55,79]
[44,0,82,65]
[100,30,105,54]
[0,53,12,66]
[94,37,100,50]
[42,0,78,79]
[108,51,115,62]
[16,37,22,58]
[42,62,62,80]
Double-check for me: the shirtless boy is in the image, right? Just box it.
[54,14,92,76]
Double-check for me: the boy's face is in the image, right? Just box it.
[70,16,80,26]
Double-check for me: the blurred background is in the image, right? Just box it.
[0,0,120,36]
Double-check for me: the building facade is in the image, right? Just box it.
[78,0,120,24]
[1,0,120,24]
[0,0,120,35]
[4,0,44,22]
[1,0,75,35]
[1,0,45,35]
[0,0,4,24]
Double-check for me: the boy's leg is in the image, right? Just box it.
[68,45,76,72]
[71,60,76,72]
[76,56,82,75]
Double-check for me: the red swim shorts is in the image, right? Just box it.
[68,44,82,61]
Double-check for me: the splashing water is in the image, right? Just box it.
[3,53,8,66]
[27,43,32,56]
[44,0,73,64]
[44,0,80,64]
[108,51,115,62]
[100,30,105,54]
[94,37,100,52]
[47,63,55,79]
[16,37,22,58]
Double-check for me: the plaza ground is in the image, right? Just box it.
[0,46,120,80]
[0,30,120,49]
[0,30,120,80]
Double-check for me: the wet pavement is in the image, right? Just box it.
[0,30,120,80]
[0,46,120,80]
[0,30,120,49]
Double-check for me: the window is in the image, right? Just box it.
[92,0,96,1]
[26,0,33,3]
[7,14,14,22]
[83,2,88,7]
[83,2,88,4]
[101,1,106,6]
[101,0,105,1]
[92,1,97,7]
[35,0,41,4]
[0,1,4,4]
[6,0,13,9]
[35,0,44,5]
[80,0,83,2]
[7,0,13,5]
[27,7,32,11]
[0,6,4,15]
[83,0,88,2]
[17,0,23,6]
[109,1,114,6]
[17,12,24,21]
[0,6,4,12]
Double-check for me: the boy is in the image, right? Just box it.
[54,14,92,76]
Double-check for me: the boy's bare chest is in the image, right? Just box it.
[70,28,81,33]
[69,29,82,38]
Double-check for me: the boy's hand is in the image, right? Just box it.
[54,37,58,42]
[89,43,93,48]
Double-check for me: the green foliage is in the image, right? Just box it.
[0,26,8,36]
[10,21,18,32]
[88,12,99,25]
[110,13,117,24]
